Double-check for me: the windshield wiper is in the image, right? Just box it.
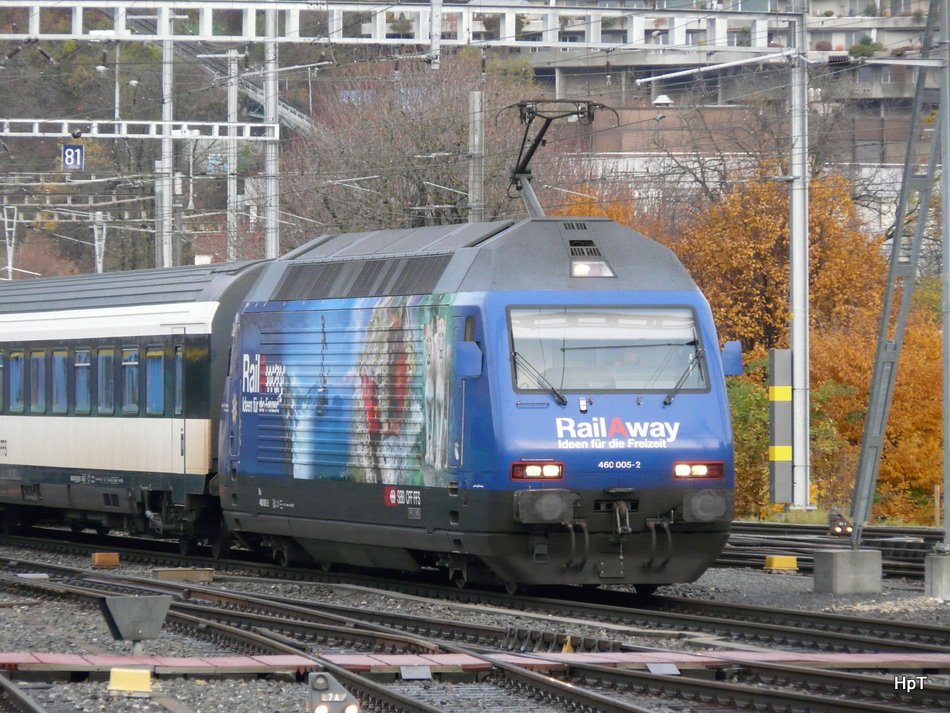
[663,346,705,406]
[512,351,567,406]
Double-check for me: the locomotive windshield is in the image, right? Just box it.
[509,307,706,393]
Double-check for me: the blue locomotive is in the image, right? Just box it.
[0,216,739,591]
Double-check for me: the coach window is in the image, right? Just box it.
[122,348,140,415]
[146,347,164,415]
[52,349,68,414]
[74,349,91,414]
[9,351,23,414]
[174,345,183,416]
[0,351,4,411]
[30,351,46,414]
[97,348,115,415]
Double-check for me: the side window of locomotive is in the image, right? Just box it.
[97,348,115,415]
[74,349,91,415]
[51,349,68,415]
[30,351,46,414]
[146,347,164,416]
[9,351,23,414]
[173,346,184,417]
[121,348,140,415]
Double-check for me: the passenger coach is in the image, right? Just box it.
[0,262,264,549]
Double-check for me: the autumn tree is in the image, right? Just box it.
[811,280,942,523]
[674,165,886,354]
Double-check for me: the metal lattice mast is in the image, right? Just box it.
[850,0,941,544]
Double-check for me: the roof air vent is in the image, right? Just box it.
[569,239,602,257]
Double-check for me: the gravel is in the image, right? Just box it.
[667,567,950,626]
[0,545,945,713]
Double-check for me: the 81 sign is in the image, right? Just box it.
[62,144,84,171]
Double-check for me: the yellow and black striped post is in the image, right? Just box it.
[769,349,793,503]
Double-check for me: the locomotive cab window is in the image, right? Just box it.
[510,307,707,393]
[74,349,91,414]
[122,348,140,415]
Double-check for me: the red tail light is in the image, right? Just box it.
[673,462,724,479]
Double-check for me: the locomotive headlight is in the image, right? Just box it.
[511,462,564,479]
[673,462,724,478]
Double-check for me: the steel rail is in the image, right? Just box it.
[83,569,950,710]
[0,675,47,713]
[1,554,947,713]
[544,659,936,713]
[646,594,950,648]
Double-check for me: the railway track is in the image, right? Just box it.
[0,549,946,713]
[719,521,943,577]
[1,528,947,652]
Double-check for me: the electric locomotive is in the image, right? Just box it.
[218,216,740,590]
[0,216,738,590]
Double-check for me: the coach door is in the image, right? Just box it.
[171,328,186,475]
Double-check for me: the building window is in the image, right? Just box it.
[75,349,91,414]
[98,348,115,415]
[30,351,46,414]
[52,349,68,414]
[122,348,140,415]
[146,348,164,415]
[9,351,23,413]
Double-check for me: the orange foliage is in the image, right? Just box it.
[675,168,886,352]
[811,303,942,523]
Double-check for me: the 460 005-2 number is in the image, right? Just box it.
[597,461,640,470]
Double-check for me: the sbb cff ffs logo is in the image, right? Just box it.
[384,487,421,507]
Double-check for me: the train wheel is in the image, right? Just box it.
[274,544,291,568]
[95,526,110,536]
[503,582,520,596]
